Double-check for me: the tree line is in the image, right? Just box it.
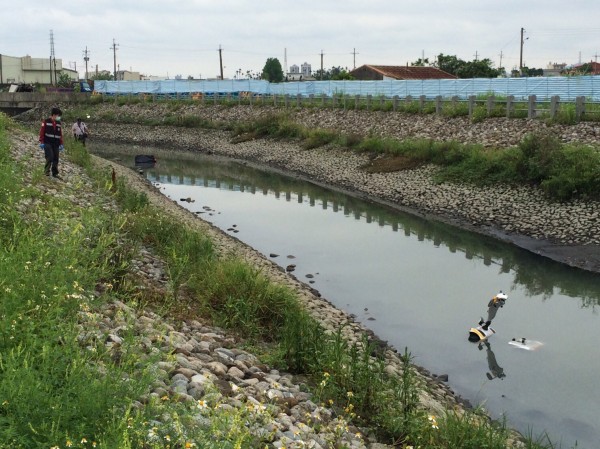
[87,53,593,83]
[260,53,547,82]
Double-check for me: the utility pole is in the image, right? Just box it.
[320,50,324,80]
[498,51,503,70]
[473,51,478,61]
[83,46,90,80]
[110,38,119,80]
[351,48,359,69]
[50,29,56,85]
[218,45,224,80]
[519,27,525,77]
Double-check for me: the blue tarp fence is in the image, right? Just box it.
[94,76,600,101]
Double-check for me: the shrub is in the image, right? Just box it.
[302,129,338,149]
[541,144,600,200]
[471,104,488,123]
[516,132,563,183]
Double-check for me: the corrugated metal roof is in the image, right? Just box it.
[355,65,458,80]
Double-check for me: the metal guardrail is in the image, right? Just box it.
[0,90,595,122]
[98,92,598,122]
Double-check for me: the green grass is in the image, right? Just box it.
[0,117,151,448]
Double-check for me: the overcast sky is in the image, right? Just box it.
[3,0,600,79]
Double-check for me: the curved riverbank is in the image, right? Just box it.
[60,101,600,274]
[10,124,516,448]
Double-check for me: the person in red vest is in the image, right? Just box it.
[39,107,64,179]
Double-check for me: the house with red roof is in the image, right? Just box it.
[350,64,457,80]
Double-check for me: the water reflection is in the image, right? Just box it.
[137,151,600,309]
[478,341,506,381]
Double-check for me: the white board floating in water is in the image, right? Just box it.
[508,338,543,351]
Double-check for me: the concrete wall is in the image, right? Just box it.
[0,92,90,111]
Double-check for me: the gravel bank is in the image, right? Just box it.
[56,102,600,273]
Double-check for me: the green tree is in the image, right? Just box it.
[411,58,430,66]
[434,54,502,78]
[434,54,465,76]
[90,72,114,81]
[57,73,73,87]
[578,63,593,75]
[457,58,502,78]
[261,58,284,83]
[521,66,544,77]
[313,66,354,81]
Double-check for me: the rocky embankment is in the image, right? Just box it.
[57,102,600,273]
[11,127,496,449]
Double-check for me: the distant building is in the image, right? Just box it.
[350,64,457,80]
[0,54,78,84]
[116,70,142,81]
[140,75,169,81]
[543,62,567,77]
[562,61,600,76]
[286,62,315,81]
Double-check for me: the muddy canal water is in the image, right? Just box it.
[94,144,600,449]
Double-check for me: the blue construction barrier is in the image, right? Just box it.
[94,76,600,101]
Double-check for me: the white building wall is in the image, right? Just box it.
[1,54,77,84]
[301,62,311,76]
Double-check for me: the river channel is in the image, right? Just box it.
[93,144,600,449]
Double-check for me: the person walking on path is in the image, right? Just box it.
[39,107,64,179]
[71,117,89,146]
